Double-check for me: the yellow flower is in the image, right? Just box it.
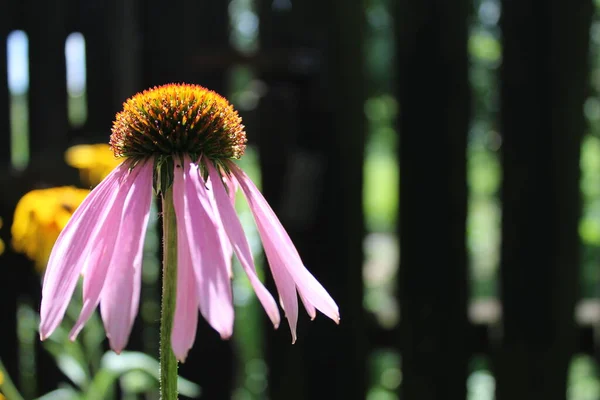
[12,187,90,271]
[65,143,122,187]
[0,217,4,256]
[0,369,4,399]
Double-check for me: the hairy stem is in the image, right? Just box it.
[160,187,178,400]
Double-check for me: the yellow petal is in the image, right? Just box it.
[12,186,90,271]
[65,143,122,186]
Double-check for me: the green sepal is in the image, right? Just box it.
[151,153,237,196]
[153,155,174,196]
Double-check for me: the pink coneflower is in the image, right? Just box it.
[40,84,339,364]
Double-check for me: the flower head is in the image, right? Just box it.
[40,83,339,362]
[110,83,246,160]
[12,187,90,271]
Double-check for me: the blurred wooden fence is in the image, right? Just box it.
[0,0,597,399]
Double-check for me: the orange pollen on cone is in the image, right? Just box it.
[109,83,246,160]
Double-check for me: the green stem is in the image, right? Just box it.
[160,187,178,400]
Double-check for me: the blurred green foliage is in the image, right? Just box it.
[1,299,201,400]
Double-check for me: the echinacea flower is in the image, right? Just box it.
[40,83,339,362]
[65,143,122,186]
[11,187,90,271]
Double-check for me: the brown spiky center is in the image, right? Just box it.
[110,83,246,161]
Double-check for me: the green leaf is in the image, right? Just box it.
[81,311,106,373]
[42,339,89,389]
[120,370,157,394]
[83,352,201,398]
[82,369,117,400]
[35,387,80,400]
[40,312,90,388]
[54,354,88,389]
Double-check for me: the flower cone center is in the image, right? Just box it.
[110,84,246,161]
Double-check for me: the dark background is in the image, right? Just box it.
[1,0,599,399]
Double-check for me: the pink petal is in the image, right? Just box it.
[226,168,300,339]
[69,175,133,340]
[223,173,238,275]
[268,248,299,341]
[40,162,130,340]
[229,162,340,327]
[207,162,280,328]
[299,291,317,320]
[220,233,234,279]
[100,159,154,353]
[171,161,200,361]
[225,173,238,205]
[171,210,199,362]
[206,175,234,278]
[173,156,234,339]
[220,227,234,278]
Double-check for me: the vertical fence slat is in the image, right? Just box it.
[79,1,119,142]
[110,0,141,109]
[0,2,18,384]
[495,1,592,399]
[0,3,10,167]
[395,0,470,398]
[256,84,305,399]
[258,1,367,399]
[140,1,234,397]
[303,1,367,399]
[257,5,304,399]
[179,3,235,397]
[26,0,69,162]
[141,0,228,88]
[0,2,73,395]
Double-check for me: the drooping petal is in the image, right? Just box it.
[267,246,299,341]
[100,159,154,353]
[299,291,317,320]
[171,229,199,362]
[229,162,340,326]
[69,175,134,340]
[206,174,234,278]
[207,162,280,328]
[225,172,238,205]
[220,229,234,278]
[40,162,130,339]
[173,156,234,339]
[226,166,300,338]
[171,163,199,361]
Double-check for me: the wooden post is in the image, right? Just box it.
[0,0,18,381]
[25,0,69,163]
[0,2,10,167]
[78,1,120,142]
[258,1,367,399]
[109,0,142,110]
[0,1,74,395]
[140,1,235,397]
[495,1,592,399]
[395,0,471,399]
